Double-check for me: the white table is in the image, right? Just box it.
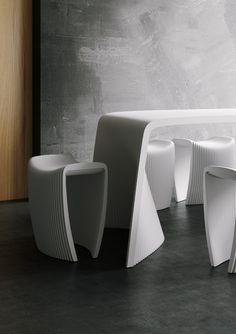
[93,109,236,267]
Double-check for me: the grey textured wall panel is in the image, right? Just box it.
[41,0,236,160]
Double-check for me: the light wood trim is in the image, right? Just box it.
[0,0,32,200]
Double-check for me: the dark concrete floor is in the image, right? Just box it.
[0,201,235,333]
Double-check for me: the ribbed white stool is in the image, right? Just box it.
[203,166,236,273]
[174,137,236,205]
[146,140,175,210]
[28,154,107,262]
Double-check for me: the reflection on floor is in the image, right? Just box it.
[0,200,235,333]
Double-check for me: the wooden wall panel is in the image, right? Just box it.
[0,0,32,200]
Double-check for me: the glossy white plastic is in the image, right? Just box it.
[203,165,236,273]
[174,137,236,205]
[28,154,107,262]
[93,109,236,267]
[146,140,175,210]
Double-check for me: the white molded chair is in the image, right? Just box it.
[174,137,236,205]
[146,140,175,210]
[28,154,107,262]
[203,165,236,273]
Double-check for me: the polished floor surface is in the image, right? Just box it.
[0,201,235,333]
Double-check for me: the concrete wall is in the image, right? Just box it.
[41,0,236,160]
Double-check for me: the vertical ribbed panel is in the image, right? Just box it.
[230,261,236,273]
[229,245,236,273]
[146,140,175,210]
[173,139,193,202]
[186,137,236,205]
[28,156,78,262]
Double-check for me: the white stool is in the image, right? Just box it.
[146,140,175,210]
[203,166,236,273]
[28,154,107,262]
[174,137,236,205]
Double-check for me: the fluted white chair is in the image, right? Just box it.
[146,140,175,210]
[28,154,107,262]
[203,165,236,273]
[174,137,236,205]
